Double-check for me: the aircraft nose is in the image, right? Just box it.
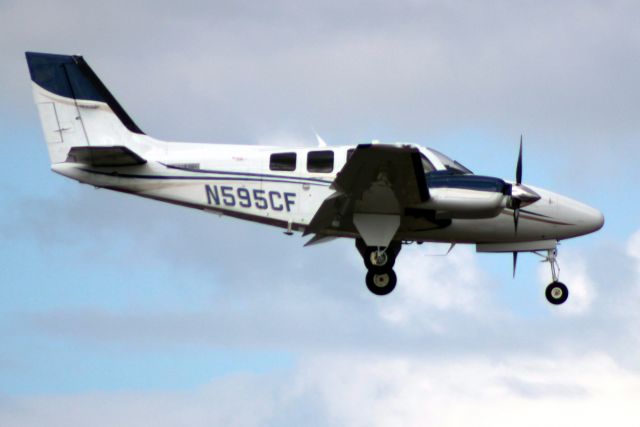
[564,201,604,235]
[584,206,605,233]
[553,193,604,237]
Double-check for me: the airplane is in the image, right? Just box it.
[25,52,604,305]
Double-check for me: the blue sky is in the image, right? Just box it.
[2,1,640,425]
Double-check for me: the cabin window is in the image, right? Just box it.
[307,150,334,173]
[270,152,296,171]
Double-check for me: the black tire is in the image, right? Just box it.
[366,269,397,296]
[363,246,397,272]
[545,281,569,305]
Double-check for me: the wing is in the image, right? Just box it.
[66,146,147,167]
[332,144,429,205]
[305,144,430,247]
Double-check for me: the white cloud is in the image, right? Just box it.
[378,245,499,331]
[3,353,640,427]
[626,229,640,266]
[300,353,640,427]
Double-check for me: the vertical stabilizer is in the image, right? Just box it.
[25,52,146,164]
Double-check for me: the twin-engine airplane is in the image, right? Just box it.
[25,52,604,305]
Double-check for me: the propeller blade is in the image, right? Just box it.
[512,135,523,233]
[516,135,523,185]
[512,252,518,278]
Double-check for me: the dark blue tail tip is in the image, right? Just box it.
[25,51,144,135]
[25,52,79,80]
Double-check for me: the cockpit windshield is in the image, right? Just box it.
[421,154,435,173]
[428,148,473,174]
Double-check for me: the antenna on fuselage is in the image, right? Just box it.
[312,128,328,147]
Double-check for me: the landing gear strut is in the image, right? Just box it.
[357,239,401,296]
[540,248,569,305]
[363,246,398,271]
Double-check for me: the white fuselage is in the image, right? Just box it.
[51,137,604,245]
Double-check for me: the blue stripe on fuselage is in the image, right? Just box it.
[163,163,333,185]
[78,168,332,187]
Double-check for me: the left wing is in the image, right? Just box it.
[305,144,429,247]
[332,143,429,205]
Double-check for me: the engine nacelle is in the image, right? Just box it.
[419,173,509,219]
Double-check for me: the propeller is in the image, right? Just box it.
[516,135,523,185]
[511,135,529,278]
[512,135,523,232]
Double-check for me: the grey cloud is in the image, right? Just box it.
[13,242,640,369]
[0,371,321,427]
[3,0,640,150]
[501,376,588,399]
[3,183,361,290]
[2,3,640,421]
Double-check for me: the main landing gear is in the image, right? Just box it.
[539,248,569,305]
[355,241,570,304]
[357,239,401,296]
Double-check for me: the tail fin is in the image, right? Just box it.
[25,52,145,164]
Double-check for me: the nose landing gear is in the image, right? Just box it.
[545,281,569,305]
[539,249,569,305]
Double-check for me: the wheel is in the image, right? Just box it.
[363,247,397,271]
[366,269,397,296]
[545,281,569,305]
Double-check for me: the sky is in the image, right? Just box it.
[1,0,640,425]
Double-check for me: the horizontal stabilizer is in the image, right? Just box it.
[66,146,146,167]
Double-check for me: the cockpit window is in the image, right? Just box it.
[428,148,473,174]
[421,154,435,173]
